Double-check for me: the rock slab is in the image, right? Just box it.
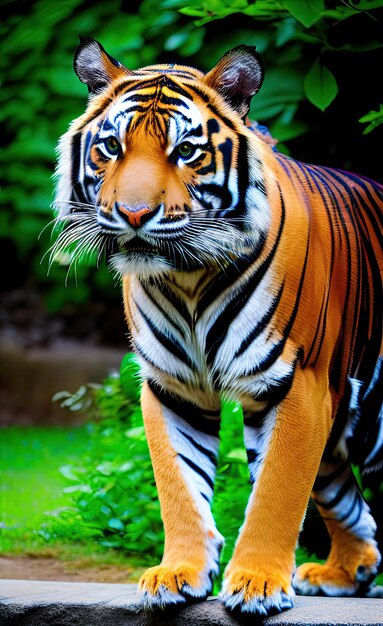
[0,579,382,626]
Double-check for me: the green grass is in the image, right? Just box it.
[0,426,91,553]
[0,425,149,580]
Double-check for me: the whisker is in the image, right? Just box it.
[52,200,98,211]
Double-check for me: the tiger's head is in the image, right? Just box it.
[54,38,271,278]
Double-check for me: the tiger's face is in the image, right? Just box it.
[55,39,268,277]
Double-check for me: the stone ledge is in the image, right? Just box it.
[0,580,382,626]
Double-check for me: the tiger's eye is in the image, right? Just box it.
[105,136,121,156]
[178,142,195,158]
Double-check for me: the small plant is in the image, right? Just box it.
[51,353,164,559]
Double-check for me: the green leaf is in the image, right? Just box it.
[304,59,338,111]
[225,449,247,463]
[124,426,145,440]
[250,65,305,120]
[359,105,383,134]
[96,462,115,476]
[120,353,141,401]
[108,517,125,531]
[178,8,205,17]
[275,17,296,47]
[60,464,83,481]
[270,117,308,142]
[63,484,92,494]
[284,0,324,28]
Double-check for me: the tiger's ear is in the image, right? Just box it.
[204,45,264,119]
[74,37,134,93]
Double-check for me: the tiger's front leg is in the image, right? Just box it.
[139,381,223,608]
[221,367,332,616]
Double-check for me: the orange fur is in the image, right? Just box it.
[138,382,212,594]
[224,366,332,597]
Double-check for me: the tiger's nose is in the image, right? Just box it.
[117,203,154,228]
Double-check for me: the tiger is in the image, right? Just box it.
[53,37,383,616]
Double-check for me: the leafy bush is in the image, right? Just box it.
[51,353,162,558]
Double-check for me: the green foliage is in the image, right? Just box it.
[181,0,383,131]
[0,425,90,552]
[304,58,338,111]
[359,105,383,134]
[52,354,163,558]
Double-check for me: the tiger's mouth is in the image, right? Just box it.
[108,234,174,278]
[118,236,159,256]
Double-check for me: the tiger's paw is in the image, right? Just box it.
[293,557,380,597]
[220,567,294,616]
[138,563,213,609]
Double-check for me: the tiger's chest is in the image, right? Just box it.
[125,272,296,411]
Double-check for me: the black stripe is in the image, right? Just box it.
[300,166,337,368]
[314,473,354,510]
[116,78,160,98]
[163,79,196,100]
[249,338,286,374]
[178,453,214,490]
[243,216,309,378]
[195,234,266,321]
[205,193,286,367]
[234,282,284,358]
[182,83,237,130]
[117,76,195,102]
[149,279,193,328]
[343,494,363,531]
[313,461,349,491]
[148,380,220,436]
[295,161,315,194]
[185,124,203,138]
[123,93,157,102]
[321,168,381,380]
[315,171,354,391]
[133,343,186,384]
[140,283,186,340]
[255,368,297,404]
[135,301,194,369]
[246,448,259,464]
[70,132,81,190]
[177,428,218,466]
[77,98,113,131]
[337,489,360,525]
[159,94,189,108]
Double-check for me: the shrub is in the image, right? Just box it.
[51,354,162,558]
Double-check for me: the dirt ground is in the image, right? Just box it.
[0,556,142,583]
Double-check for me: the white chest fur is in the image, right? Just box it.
[127,267,294,411]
